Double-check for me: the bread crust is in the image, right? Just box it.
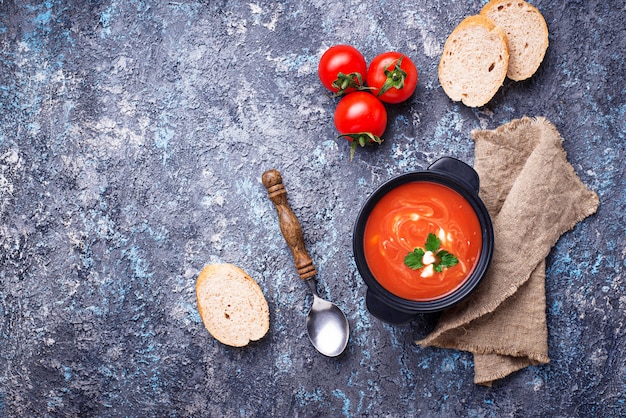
[480,0,549,81]
[438,15,509,107]
[196,263,270,347]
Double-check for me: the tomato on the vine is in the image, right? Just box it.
[366,52,418,104]
[334,91,387,160]
[318,45,367,96]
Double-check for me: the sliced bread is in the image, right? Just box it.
[196,263,270,347]
[438,15,509,107]
[481,0,549,81]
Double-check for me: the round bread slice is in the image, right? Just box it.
[196,263,269,347]
[438,15,509,107]
[481,0,549,81]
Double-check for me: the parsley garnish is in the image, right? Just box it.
[404,233,459,273]
[404,247,425,269]
[425,233,440,252]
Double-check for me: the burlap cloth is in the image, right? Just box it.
[417,116,599,386]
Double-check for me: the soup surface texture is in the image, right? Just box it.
[363,181,482,301]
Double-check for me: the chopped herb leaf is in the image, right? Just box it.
[425,233,441,252]
[437,250,459,268]
[404,248,425,270]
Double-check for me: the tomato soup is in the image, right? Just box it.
[363,181,482,301]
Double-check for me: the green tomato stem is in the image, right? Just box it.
[376,56,408,98]
[337,133,384,161]
[330,72,371,97]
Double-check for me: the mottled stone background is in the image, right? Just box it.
[0,0,624,416]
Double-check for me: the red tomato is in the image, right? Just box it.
[318,45,367,96]
[334,91,387,160]
[366,52,418,104]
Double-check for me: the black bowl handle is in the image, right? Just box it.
[427,157,479,194]
[365,290,419,324]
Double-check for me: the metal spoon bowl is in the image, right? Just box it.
[305,279,349,357]
[262,169,350,357]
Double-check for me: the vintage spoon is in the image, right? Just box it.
[262,169,349,357]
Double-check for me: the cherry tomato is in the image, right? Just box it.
[366,52,418,104]
[318,45,367,96]
[334,91,387,160]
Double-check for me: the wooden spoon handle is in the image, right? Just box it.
[262,169,317,280]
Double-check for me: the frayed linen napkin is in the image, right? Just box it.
[417,117,599,385]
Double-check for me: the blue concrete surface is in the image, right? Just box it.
[0,0,624,416]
